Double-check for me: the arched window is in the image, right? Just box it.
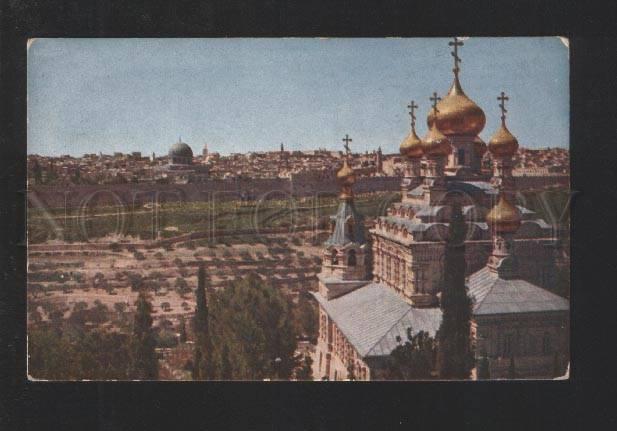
[331,250,338,265]
[348,249,357,266]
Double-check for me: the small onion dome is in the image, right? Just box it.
[486,194,521,233]
[473,137,487,157]
[488,122,519,158]
[427,75,486,136]
[168,141,194,159]
[421,123,452,157]
[400,129,424,159]
[336,159,356,186]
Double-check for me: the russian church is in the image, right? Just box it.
[311,38,569,380]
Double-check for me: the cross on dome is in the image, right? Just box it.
[407,100,419,130]
[429,92,441,115]
[498,91,509,123]
[449,37,464,75]
[342,134,352,158]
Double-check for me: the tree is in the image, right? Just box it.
[130,291,158,379]
[206,273,298,380]
[383,328,436,380]
[296,355,313,381]
[193,264,214,380]
[436,202,474,380]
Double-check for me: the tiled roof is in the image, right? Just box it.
[467,266,569,315]
[313,283,442,358]
[324,200,365,247]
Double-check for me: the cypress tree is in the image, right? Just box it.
[131,291,158,379]
[193,264,214,380]
[437,202,474,379]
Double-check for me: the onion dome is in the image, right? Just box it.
[422,122,452,157]
[336,158,356,186]
[473,137,487,157]
[488,121,519,158]
[168,140,193,159]
[427,75,486,136]
[400,129,424,159]
[486,194,521,233]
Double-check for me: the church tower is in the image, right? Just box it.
[399,100,424,201]
[421,92,452,205]
[426,37,487,177]
[488,91,519,196]
[318,134,370,300]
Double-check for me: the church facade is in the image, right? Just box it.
[311,39,569,381]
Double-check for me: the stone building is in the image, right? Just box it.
[158,138,209,184]
[311,38,569,380]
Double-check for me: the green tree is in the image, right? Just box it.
[193,264,214,380]
[383,328,436,380]
[436,202,474,379]
[207,273,298,380]
[295,355,313,381]
[130,291,158,379]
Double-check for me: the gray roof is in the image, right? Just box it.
[324,200,365,247]
[467,266,569,316]
[313,283,442,358]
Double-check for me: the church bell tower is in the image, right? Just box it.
[318,134,370,300]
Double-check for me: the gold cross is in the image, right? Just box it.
[430,92,441,115]
[407,100,419,130]
[449,37,464,74]
[498,91,509,122]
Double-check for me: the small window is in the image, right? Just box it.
[457,148,465,165]
[348,250,357,266]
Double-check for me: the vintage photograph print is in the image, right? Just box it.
[26,37,570,381]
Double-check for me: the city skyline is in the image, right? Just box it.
[27,37,569,157]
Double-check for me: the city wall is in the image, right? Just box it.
[27,174,567,210]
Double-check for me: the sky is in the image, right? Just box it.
[27,37,569,157]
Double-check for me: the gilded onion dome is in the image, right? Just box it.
[336,158,356,186]
[422,122,452,157]
[427,75,486,136]
[400,128,424,159]
[486,194,521,233]
[488,121,519,158]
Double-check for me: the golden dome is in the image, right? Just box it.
[336,159,356,186]
[488,122,519,158]
[486,194,521,233]
[422,123,452,157]
[400,129,424,159]
[427,75,486,136]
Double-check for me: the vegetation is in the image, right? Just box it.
[130,291,158,379]
[436,202,474,379]
[382,328,436,380]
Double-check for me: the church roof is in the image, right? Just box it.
[467,266,569,316]
[312,283,442,358]
[324,200,365,247]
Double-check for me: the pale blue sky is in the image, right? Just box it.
[27,37,569,156]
